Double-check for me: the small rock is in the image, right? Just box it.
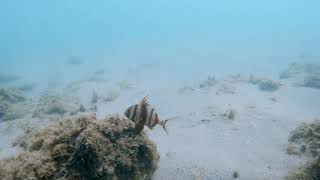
[222,109,236,120]
[249,76,281,92]
[233,171,239,179]
[303,75,320,89]
[199,75,218,89]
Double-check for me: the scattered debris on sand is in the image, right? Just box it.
[222,74,248,84]
[286,116,320,180]
[216,83,236,94]
[178,86,195,94]
[153,160,236,180]
[269,97,278,103]
[0,88,31,121]
[33,91,85,118]
[94,68,106,75]
[0,115,159,180]
[222,109,237,120]
[249,76,281,92]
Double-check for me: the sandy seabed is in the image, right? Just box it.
[0,62,319,180]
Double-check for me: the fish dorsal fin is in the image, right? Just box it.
[140,95,149,106]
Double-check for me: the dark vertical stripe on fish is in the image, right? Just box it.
[152,113,159,127]
[141,102,147,124]
[132,104,138,122]
[145,106,151,127]
[148,108,155,127]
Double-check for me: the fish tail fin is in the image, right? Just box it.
[161,119,169,135]
[160,116,179,135]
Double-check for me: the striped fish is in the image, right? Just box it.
[124,96,169,134]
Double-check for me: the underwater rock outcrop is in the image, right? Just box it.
[303,75,320,89]
[286,157,320,180]
[249,76,281,92]
[0,115,159,180]
[280,62,320,90]
[286,117,320,180]
[0,87,31,121]
[287,117,320,157]
[33,91,85,118]
[280,62,320,79]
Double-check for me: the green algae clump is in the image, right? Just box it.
[0,115,159,180]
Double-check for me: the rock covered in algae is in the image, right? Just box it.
[286,117,320,180]
[33,91,85,118]
[280,62,320,79]
[280,62,320,90]
[287,117,320,157]
[0,115,159,180]
[286,157,320,180]
[249,76,281,92]
[0,87,31,121]
[303,75,320,89]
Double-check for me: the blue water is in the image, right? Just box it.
[1,0,319,81]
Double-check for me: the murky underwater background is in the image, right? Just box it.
[0,0,320,179]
